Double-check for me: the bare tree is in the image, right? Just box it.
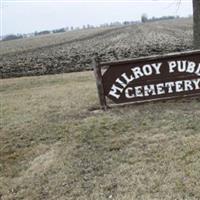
[193,0,200,48]
[141,14,148,23]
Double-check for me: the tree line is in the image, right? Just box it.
[1,15,181,42]
[141,14,180,23]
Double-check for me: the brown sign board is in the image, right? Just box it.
[93,50,200,110]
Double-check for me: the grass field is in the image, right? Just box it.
[1,71,200,199]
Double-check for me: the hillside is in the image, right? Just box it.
[1,71,200,199]
[0,18,193,78]
[1,17,200,199]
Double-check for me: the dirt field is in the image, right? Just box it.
[0,18,193,78]
[1,71,200,200]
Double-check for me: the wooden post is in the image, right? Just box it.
[93,57,107,110]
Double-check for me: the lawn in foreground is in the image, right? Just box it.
[1,71,200,200]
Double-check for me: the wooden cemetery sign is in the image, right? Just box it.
[93,50,200,110]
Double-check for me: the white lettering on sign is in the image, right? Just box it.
[124,79,200,99]
[144,85,157,96]
[109,60,200,99]
[108,62,162,98]
[168,60,200,75]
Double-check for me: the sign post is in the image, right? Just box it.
[93,57,107,110]
[94,50,200,110]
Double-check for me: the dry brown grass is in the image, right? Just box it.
[1,71,200,199]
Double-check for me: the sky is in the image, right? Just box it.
[0,0,193,36]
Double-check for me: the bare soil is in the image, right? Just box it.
[0,18,193,78]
